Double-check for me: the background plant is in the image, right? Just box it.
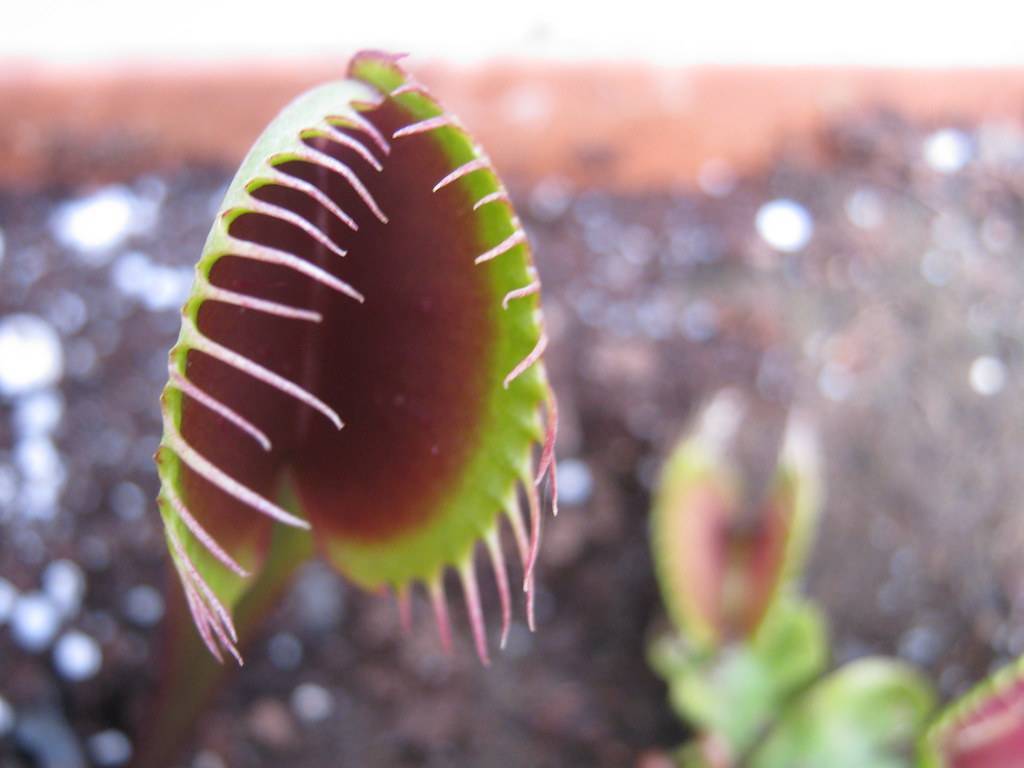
[647,391,1024,767]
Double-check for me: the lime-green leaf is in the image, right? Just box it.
[750,657,936,768]
[650,597,828,758]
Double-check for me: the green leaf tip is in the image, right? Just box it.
[651,390,822,650]
[155,50,558,665]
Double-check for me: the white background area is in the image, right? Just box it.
[2,1,1023,68]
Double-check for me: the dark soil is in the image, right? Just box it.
[2,110,1024,767]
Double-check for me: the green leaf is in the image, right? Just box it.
[750,657,936,768]
[650,597,828,758]
[155,50,557,666]
[651,394,821,650]
[919,653,1024,767]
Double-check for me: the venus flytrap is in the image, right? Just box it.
[139,50,557,768]
[650,391,820,651]
[920,654,1024,767]
[648,392,934,767]
[155,51,557,666]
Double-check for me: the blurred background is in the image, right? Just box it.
[3,3,1024,766]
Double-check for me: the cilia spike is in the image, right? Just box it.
[340,108,391,155]
[502,270,541,309]
[223,239,365,302]
[393,113,460,139]
[429,579,453,654]
[167,526,243,665]
[199,280,324,323]
[395,585,413,634]
[180,317,344,429]
[474,188,511,211]
[505,331,549,389]
[162,417,311,530]
[167,366,273,451]
[313,125,384,171]
[251,170,360,231]
[161,484,250,578]
[226,199,348,258]
[156,51,558,667]
[459,558,490,667]
[485,528,512,649]
[271,147,389,223]
[476,228,528,265]
[432,157,490,192]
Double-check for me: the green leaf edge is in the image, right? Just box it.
[648,596,829,757]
